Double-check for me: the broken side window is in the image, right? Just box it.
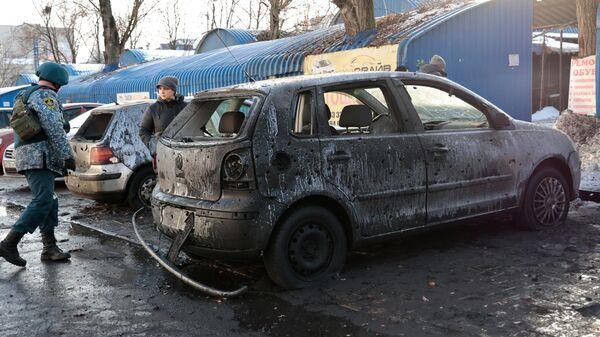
[405,85,490,131]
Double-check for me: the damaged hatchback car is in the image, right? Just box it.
[66,101,155,209]
[152,72,580,289]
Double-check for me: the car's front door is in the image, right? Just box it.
[400,80,518,225]
[316,80,427,237]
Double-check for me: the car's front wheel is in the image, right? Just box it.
[127,166,156,210]
[264,205,347,289]
[516,167,570,230]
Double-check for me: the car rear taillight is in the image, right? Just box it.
[222,148,254,190]
[90,146,118,165]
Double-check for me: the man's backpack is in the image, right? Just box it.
[10,85,43,140]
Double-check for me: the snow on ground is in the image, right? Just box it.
[532,106,560,122]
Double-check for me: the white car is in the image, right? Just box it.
[2,103,102,176]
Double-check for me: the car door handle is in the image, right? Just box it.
[328,151,351,162]
[429,144,449,154]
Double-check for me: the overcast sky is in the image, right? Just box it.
[0,0,337,63]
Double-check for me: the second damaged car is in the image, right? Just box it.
[151,72,580,289]
[66,101,155,209]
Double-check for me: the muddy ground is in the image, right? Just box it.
[0,176,598,337]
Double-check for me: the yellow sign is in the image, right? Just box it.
[304,44,398,75]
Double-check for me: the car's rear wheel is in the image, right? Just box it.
[127,165,156,210]
[264,205,347,289]
[516,167,570,230]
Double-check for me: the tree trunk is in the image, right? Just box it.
[98,0,120,65]
[332,0,376,37]
[269,0,281,39]
[576,0,600,57]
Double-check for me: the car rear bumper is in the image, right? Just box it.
[66,163,132,198]
[2,158,20,176]
[152,189,279,260]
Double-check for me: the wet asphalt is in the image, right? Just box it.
[0,176,599,337]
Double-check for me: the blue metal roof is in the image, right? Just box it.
[0,85,29,108]
[14,74,39,86]
[59,0,532,120]
[196,28,260,54]
[14,63,104,86]
[63,63,104,77]
[119,49,191,67]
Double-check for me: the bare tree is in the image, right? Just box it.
[0,39,27,87]
[159,0,182,49]
[241,0,268,30]
[269,0,293,39]
[55,0,88,63]
[331,0,376,36]
[94,0,154,65]
[32,1,65,63]
[575,0,600,57]
[205,0,242,30]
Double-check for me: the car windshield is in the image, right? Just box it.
[163,95,259,142]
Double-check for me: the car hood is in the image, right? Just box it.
[0,128,12,137]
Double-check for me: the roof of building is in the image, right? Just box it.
[59,0,493,104]
[118,49,193,67]
[533,0,577,30]
[196,28,260,54]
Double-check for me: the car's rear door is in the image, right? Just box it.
[399,78,518,225]
[316,79,427,237]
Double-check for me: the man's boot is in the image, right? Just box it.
[41,231,71,261]
[0,230,27,267]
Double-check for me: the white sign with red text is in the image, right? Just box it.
[568,55,596,116]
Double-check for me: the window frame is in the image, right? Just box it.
[399,78,497,133]
[315,79,405,137]
[289,87,319,139]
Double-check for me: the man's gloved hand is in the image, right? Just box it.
[64,157,76,172]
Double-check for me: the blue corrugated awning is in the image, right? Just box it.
[119,49,192,67]
[196,28,260,54]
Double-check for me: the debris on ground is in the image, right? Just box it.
[554,111,600,171]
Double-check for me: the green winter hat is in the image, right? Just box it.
[36,62,69,87]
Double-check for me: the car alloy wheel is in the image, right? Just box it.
[138,176,157,208]
[532,176,567,227]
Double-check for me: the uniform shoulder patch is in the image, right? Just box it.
[43,97,57,109]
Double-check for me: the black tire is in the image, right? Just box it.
[126,165,156,210]
[264,205,347,289]
[516,167,570,230]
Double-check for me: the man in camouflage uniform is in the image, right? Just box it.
[0,62,75,267]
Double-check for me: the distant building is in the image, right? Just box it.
[159,39,196,51]
[0,24,73,87]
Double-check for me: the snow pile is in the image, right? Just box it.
[554,111,600,171]
[532,106,560,122]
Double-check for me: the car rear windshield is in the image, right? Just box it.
[72,111,113,141]
[163,95,259,142]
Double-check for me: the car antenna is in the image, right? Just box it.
[213,29,256,83]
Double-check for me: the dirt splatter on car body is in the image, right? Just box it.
[152,72,580,288]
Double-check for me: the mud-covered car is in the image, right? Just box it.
[65,101,158,209]
[152,72,580,289]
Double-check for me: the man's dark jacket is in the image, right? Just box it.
[139,94,188,149]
